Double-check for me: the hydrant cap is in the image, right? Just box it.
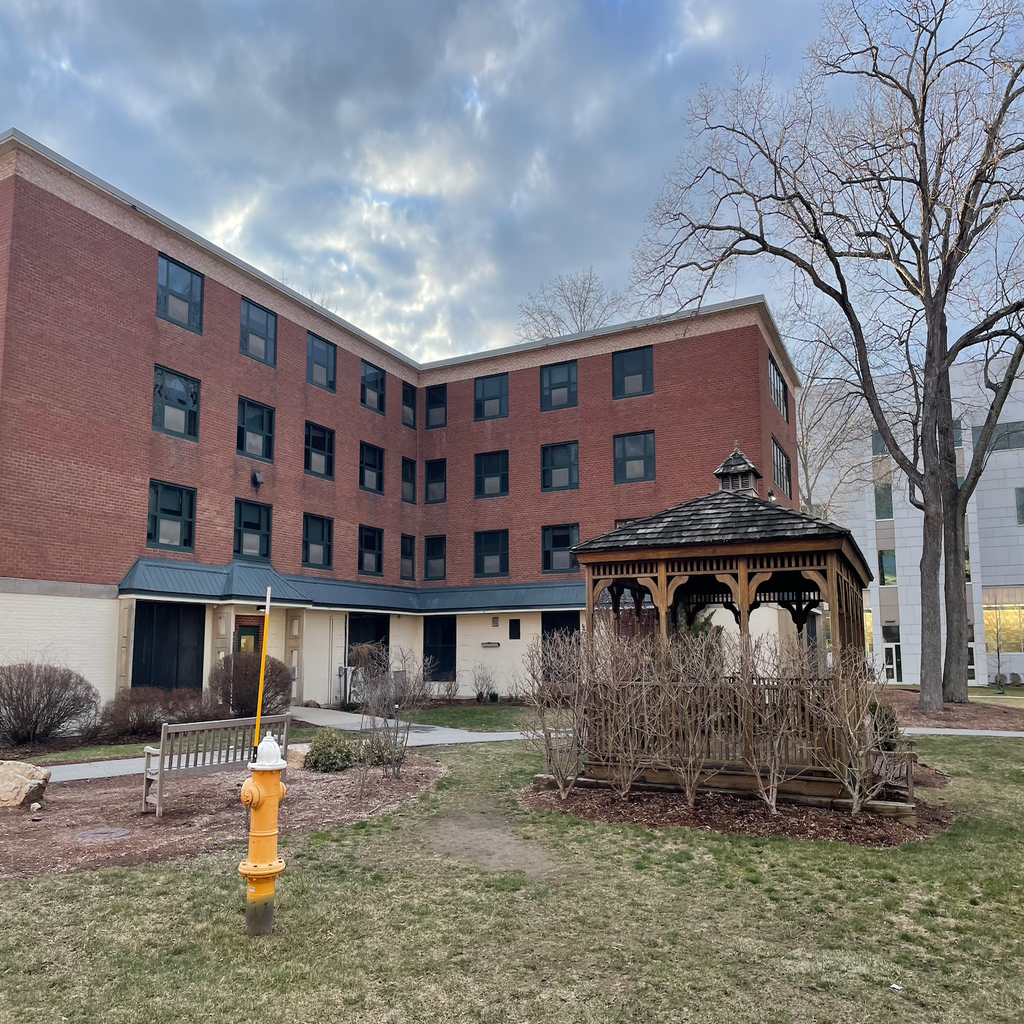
[250,731,287,771]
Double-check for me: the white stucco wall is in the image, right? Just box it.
[301,610,333,706]
[454,611,542,695]
[389,613,424,670]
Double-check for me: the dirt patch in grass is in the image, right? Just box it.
[914,761,951,789]
[0,755,444,880]
[422,811,553,876]
[886,687,1024,729]
[520,786,952,848]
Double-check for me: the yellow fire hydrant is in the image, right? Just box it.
[238,731,287,935]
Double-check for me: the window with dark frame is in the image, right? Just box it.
[153,365,199,440]
[475,373,508,420]
[474,530,509,577]
[358,525,383,575]
[402,382,417,428]
[878,549,898,585]
[234,499,271,561]
[147,481,195,551]
[237,397,275,462]
[303,514,333,568]
[304,422,334,479]
[424,535,446,580]
[475,450,509,497]
[240,298,277,366]
[613,431,655,483]
[157,253,203,333]
[402,458,416,503]
[772,436,792,499]
[361,361,386,414]
[426,384,447,428]
[875,483,893,520]
[540,360,577,411]
[542,524,579,573]
[612,346,653,399]
[307,332,336,392]
[508,618,521,640]
[401,534,415,580]
[425,459,446,503]
[541,442,579,491]
[872,430,889,457]
[1017,487,1024,526]
[359,442,385,494]
[768,352,789,422]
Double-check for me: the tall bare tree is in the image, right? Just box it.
[633,0,1024,709]
[516,267,628,342]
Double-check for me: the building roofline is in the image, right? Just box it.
[0,127,798,383]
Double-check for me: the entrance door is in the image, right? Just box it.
[424,615,456,681]
[238,625,259,655]
[541,610,581,636]
[132,601,205,691]
[883,643,903,683]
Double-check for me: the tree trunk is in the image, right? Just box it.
[919,493,945,711]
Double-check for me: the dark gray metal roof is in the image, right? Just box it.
[574,490,863,554]
[119,558,585,612]
[714,445,762,479]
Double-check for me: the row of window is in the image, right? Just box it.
[159,253,793,427]
[147,481,579,577]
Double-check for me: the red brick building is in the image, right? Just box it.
[0,129,799,700]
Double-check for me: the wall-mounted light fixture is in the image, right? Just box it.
[252,470,264,489]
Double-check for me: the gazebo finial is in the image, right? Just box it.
[714,444,761,497]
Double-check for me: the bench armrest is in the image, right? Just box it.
[144,746,162,756]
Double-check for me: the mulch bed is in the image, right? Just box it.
[520,762,953,848]
[886,687,1024,730]
[0,755,444,880]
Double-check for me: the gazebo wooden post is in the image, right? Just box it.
[738,559,751,638]
[585,564,594,638]
[826,552,841,653]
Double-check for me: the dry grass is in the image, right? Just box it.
[0,738,1021,1022]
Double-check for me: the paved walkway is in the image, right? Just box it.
[47,715,524,783]
[904,726,1024,738]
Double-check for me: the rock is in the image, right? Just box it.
[287,743,310,769]
[30,802,42,812]
[0,761,52,808]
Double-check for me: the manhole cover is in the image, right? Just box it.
[75,828,131,844]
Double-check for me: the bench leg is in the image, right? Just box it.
[156,771,165,819]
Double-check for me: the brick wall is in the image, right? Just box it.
[0,162,800,593]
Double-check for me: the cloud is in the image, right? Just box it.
[0,0,821,361]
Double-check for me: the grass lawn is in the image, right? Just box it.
[402,703,533,732]
[1,737,1022,1022]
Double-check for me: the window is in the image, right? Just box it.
[475,373,508,420]
[426,459,447,503]
[509,618,521,640]
[475,450,509,497]
[359,442,384,494]
[307,332,336,392]
[772,437,792,499]
[882,624,901,643]
[875,483,893,520]
[974,421,1024,451]
[965,544,971,583]
[304,422,334,479]
[541,442,579,491]
[157,254,203,333]
[401,458,416,503]
[475,530,509,577]
[402,382,417,428]
[358,525,383,575]
[878,549,897,586]
[425,535,446,580]
[237,398,274,462]
[361,361,386,414]
[240,298,276,366]
[153,366,199,440]
[303,514,333,568]
[612,346,653,399]
[872,430,888,457]
[768,353,789,421]
[540,360,578,411]
[147,481,195,551]
[614,432,655,483]
[234,499,271,561]
[1016,488,1024,525]
[542,524,579,573]
[953,419,963,449]
[401,535,415,580]
[984,593,1024,653]
[426,384,447,428]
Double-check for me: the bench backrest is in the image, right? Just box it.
[154,714,291,776]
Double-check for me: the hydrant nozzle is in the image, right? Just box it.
[239,731,287,935]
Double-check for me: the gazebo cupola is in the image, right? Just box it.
[714,443,762,497]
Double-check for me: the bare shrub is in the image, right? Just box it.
[101,687,225,741]
[517,630,590,800]
[0,662,101,746]
[391,647,436,709]
[471,662,497,702]
[208,654,292,717]
[435,674,460,703]
[347,643,416,781]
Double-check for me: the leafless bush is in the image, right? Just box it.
[391,647,436,709]
[0,662,101,746]
[208,654,292,717]
[471,662,498,702]
[101,687,225,741]
[435,674,460,703]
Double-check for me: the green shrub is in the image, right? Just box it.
[303,729,357,772]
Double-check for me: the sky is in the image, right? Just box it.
[0,0,822,362]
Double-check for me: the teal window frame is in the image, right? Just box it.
[878,549,898,586]
[157,253,203,334]
[361,361,386,415]
[425,535,446,580]
[875,482,893,520]
[426,459,446,503]
[304,422,334,479]
[474,530,509,577]
[358,525,384,576]
[426,384,447,428]
[302,514,333,568]
[307,332,336,392]
[153,365,200,440]
[541,441,579,491]
[772,436,792,499]
[402,382,417,428]
[240,298,277,366]
[542,523,579,573]
[401,534,415,580]
[402,458,416,504]
[614,431,655,483]
[237,397,275,462]
[475,373,508,420]
[612,346,653,399]
[475,451,509,498]
[147,481,196,552]
[359,442,385,494]
[540,360,577,411]
[234,499,272,562]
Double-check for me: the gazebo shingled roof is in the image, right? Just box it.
[713,445,763,481]
[573,480,872,648]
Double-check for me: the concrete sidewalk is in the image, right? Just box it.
[904,726,1024,738]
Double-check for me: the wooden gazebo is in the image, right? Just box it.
[574,453,872,649]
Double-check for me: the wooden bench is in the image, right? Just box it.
[143,714,291,817]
